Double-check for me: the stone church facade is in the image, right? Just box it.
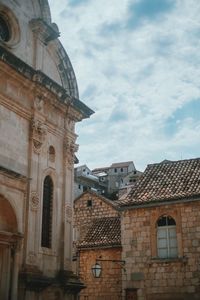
[0,0,93,299]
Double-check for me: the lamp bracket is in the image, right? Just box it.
[96,259,126,272]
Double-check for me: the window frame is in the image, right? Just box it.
[150,208,183,260]
[157,216,178,259]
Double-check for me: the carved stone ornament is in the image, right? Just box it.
[67,119,75,131]
[30,192,40,211]
[63,138,79,168]
[31,118,47,153]
[34,95,44,112]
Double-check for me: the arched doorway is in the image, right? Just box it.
[0,195,21,300]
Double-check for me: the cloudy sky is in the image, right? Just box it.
[49,0,200,171]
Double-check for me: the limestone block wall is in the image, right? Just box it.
[79,248,122,300]
[0,97,29,176]
[121,200,200,300]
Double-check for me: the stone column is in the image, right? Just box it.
[63,137,78,269]
[0,244,11,300]
[11,242,21,300]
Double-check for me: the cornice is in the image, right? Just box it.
[0,93,31,120]
[0,45,94,120]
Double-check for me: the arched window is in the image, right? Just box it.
[49,146,55,163]
[157,215,178,258]
[41,176,53,248]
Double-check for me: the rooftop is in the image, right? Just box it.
[78,217,121,249]
[110,161,133,168]
[74,190,119,208]
[117,158,200,208]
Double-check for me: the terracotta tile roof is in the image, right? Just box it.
[78,217,121,249]
[117,158,200,207]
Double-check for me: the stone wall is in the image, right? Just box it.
[79,248,122,300]
[74,192,119,240]
[121,200,200,300]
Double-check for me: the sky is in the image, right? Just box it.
[49,0,200,171]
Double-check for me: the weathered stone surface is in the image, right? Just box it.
[0,1,93,299]
[121,201,200,300]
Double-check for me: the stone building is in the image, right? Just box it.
[0,0,93,299]
[74,165,107,199]
[93,161,142,199]
[73,191,119,243]
[78,217,122,300]
[73,191,122,299]
[118,158,200,300]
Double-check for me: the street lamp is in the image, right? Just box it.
[91,259,126,278]
[91,263,102,278]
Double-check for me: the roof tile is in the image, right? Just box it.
[117,158,200,207]
[78,217,121,248]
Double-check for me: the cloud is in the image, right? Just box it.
[49,0,200,170]
[68,0,88,7]
[127,0,175,29]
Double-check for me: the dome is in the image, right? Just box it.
[0,0,78,98]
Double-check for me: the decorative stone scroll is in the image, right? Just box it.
[66,118,75,132]
[30,192,40,211]
[34,95,44,112]
[63,138,79,169]
[31,118,47,153]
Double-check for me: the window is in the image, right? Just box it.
[83,186,87,192]
[157,215,178,258]
[49,146,55,162]
[0,15,10,42]
[114,168,117,173]
[87,200,92,207]
[41,176,53,248]
[121,168,123,172]
[0,8,20,47]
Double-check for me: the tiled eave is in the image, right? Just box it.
[78,244,122,250]
[0,45,94,119]
[118,195,200,211]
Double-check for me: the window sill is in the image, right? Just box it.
[148,256,188,265]
[39,247,57,256]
